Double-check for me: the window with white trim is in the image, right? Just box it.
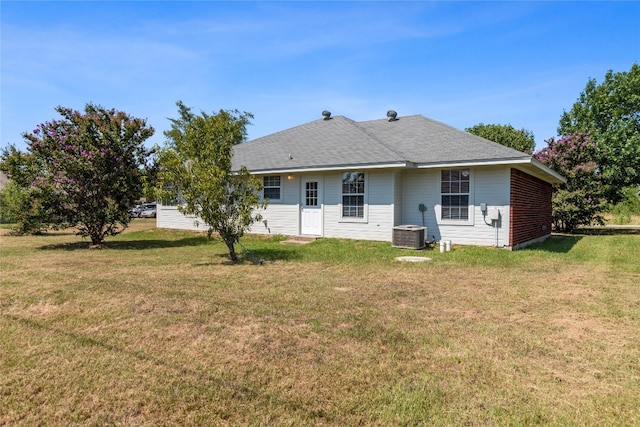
[342,172,365,218]
[263,176,281,200]
[441,169,470,220]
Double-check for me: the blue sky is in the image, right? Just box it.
[2,1,639,152]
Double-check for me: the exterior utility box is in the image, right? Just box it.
[392,225,426,249]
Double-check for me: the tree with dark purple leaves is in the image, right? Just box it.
[535,133,607,232]
[0,104,154,245]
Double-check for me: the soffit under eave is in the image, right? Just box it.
[511,164,566,185]
[413,158,565,185]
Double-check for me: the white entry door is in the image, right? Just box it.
[301,178,322,235]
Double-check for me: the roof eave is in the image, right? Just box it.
[415,157,566,184]
[237,161,413,175]
[525,157,566,184]
[415,157,530,169]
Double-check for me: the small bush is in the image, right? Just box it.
[608,186,640,224]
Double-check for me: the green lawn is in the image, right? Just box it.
[1,221,639,425]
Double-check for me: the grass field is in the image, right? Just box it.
[1,219,639,426]
[604,213,640,226]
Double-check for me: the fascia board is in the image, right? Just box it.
[415,158,566,184]
[242,161,411,175]
[529,157,566,184]
[414,158,531,169]
[239,157,565,185]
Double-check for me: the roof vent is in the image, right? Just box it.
[322,110,332,120]
[387,110,398,121]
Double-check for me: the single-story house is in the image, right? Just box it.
[157,111,565,249]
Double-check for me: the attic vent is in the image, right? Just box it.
[387,110,398,121]
[322,110,332,120]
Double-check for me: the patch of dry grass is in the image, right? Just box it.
[1,220,639,425]
[603,213,640,226]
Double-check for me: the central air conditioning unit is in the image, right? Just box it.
[392,225,426,249]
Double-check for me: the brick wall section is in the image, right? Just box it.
[510,168,553,248]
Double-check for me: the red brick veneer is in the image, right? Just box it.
[510,168,553,248]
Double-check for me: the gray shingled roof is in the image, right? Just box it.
[232,115,406,172]
[231,114,562,183]
[356,115,530,165]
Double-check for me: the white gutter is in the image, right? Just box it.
[529,157,566,183]
[240,161,411,175]
[241,157,565,185]
[415,157,530,168]
[415,157,566,184]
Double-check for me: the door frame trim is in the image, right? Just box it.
[300,176,323,236]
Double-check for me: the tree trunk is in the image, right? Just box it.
[90,232,103,247]
[225,238,238,262]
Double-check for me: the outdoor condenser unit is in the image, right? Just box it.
[392,225,426,249]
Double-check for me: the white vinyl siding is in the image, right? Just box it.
[401,166,510,246]
[324,170,394,241]
[156,205,207,231]
[247,204,299,235]
[393,170,403,227]
[158,166,512,247]
[471,167,510,247]
[248,176,299,235]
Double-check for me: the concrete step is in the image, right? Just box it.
[281,235,320,245]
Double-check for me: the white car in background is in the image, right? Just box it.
[128,205,142,217]
[138,204,157,218]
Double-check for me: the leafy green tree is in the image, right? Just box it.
[0,147,51,231]
[0,104,154,244]
[156,101,266,262]
[535,133,607,232]
[0,180,52,232]
[466,123,535,154]
[558,63,640,203]
[141,149,161,202]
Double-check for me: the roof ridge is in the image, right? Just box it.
[243,114,356,145]
[335,115,408,162]
[358,113,422,124]
[350,116,413,161]
[232,112,546,176]
[413,114,532,158]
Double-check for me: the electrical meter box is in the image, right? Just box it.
[488,208,501,221]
